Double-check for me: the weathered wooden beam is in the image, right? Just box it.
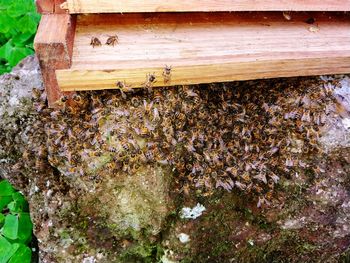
[35,0,54,14]
[36,0,67,14]
[55,12,350,92]
[34,14,76,106]
[60,0,350,13]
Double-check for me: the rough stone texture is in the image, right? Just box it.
[0,56,350,262]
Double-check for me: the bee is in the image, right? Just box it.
[235,181,247,191]
[107,146,119,153]
[253,173,267,184]
[162,65,172,83]
[120,140,130,151]
[257,196,267,208]
[55,95,68,107]
[72,94,88,108]
[153,90,163,104]
[32,88,42,102]
[134,108,144,119]
[144,150,154,161]
[152,107,161,122]
[35,158,46,171]
[37,146,48,158]
[174,112,186,124]
[184,88,200,104]
[143,73,156,90]
[116,124,128,138]
[106,35,119,46]
[143,100,154,115]
[65,105,78,116]
[301,110,311,122]
[90,37,102,48]
[140,126,150,137]
[131,97,141,107]
[116,81,133,93]
[215,179,233,192]
[22,149,31,162]
[283,11,292,21]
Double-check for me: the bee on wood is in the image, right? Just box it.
[143,73,156,91]
[282,11,292,21]
[116,81,134,98]
[106,35,119,46]
[90,37,102,48]
[162,65,172,84]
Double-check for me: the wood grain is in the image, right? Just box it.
[35,0,54,14]
[56,12,350,91]
[34,14,76,106]
[61,0,350,13]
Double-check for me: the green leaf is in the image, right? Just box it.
[0,196,13,211]
[18,14,39,34]
[0,0,39,74]
[0,236,17,263]
[17,213,32,243]
[2,214,19,240]
[7,0,28,18]
[11,33,33,46]
[0,41,33,67]
[0,214,5,227]
[8,243,31,263]
[8,192,27,213]
[0,181,15,196]
[0,16,10,34]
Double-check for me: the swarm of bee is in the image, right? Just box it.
[20,77,346,206]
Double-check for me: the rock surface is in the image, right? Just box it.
[0,56,349,262]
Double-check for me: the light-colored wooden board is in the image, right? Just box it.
[61,0,350,13]
[34,14,76,105]
[56,12,350,91]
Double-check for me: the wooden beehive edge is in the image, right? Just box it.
[61,0,350,13]
[34,14,76,106]
[55,12,350,92]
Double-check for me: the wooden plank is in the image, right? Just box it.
[60,0,350,13]
[34,14,76,106]
[56,12,350,91]
[35,0,54,14]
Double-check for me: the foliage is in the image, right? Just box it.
[0,180,33,263]
[0,0,40,74]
